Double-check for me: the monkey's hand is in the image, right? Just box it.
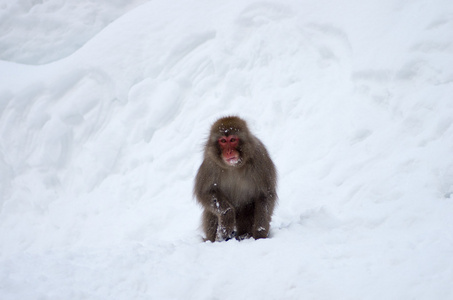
[253,225,269,240]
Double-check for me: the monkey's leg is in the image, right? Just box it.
[202,210,218,242]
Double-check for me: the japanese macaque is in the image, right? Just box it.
[194,116,277,242]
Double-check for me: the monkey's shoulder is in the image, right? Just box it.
[249,144,276,175]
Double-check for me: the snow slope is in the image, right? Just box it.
[1,0,453,299]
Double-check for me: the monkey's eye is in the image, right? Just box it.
[230,138,236,143]
[220,138,227,144]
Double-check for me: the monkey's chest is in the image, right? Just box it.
[219,171,257,206]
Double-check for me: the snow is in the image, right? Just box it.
[1,0,453,299]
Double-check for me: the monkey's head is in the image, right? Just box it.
[207,116,253,168]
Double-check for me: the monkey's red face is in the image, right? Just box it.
[218,135,240,166]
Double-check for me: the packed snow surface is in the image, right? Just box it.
[1,0,453,299]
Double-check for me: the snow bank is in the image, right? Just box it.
[1,0,452,299]
[0,0,149,64]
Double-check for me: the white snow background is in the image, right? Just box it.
[1,0,453,299]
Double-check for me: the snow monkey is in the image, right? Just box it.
[194,116,277,242]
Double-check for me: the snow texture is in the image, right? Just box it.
[1,0,453,299]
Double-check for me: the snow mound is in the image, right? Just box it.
[1,0,453,299]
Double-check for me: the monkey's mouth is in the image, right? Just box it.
[224,156,240,166]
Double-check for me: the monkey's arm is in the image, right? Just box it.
[253,192,276,239]
[195,161,233,212]
[194,161,236,240]
[201,190,237,241]
[251,148,277,240]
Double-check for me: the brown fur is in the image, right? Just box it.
[194,116,277,242]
